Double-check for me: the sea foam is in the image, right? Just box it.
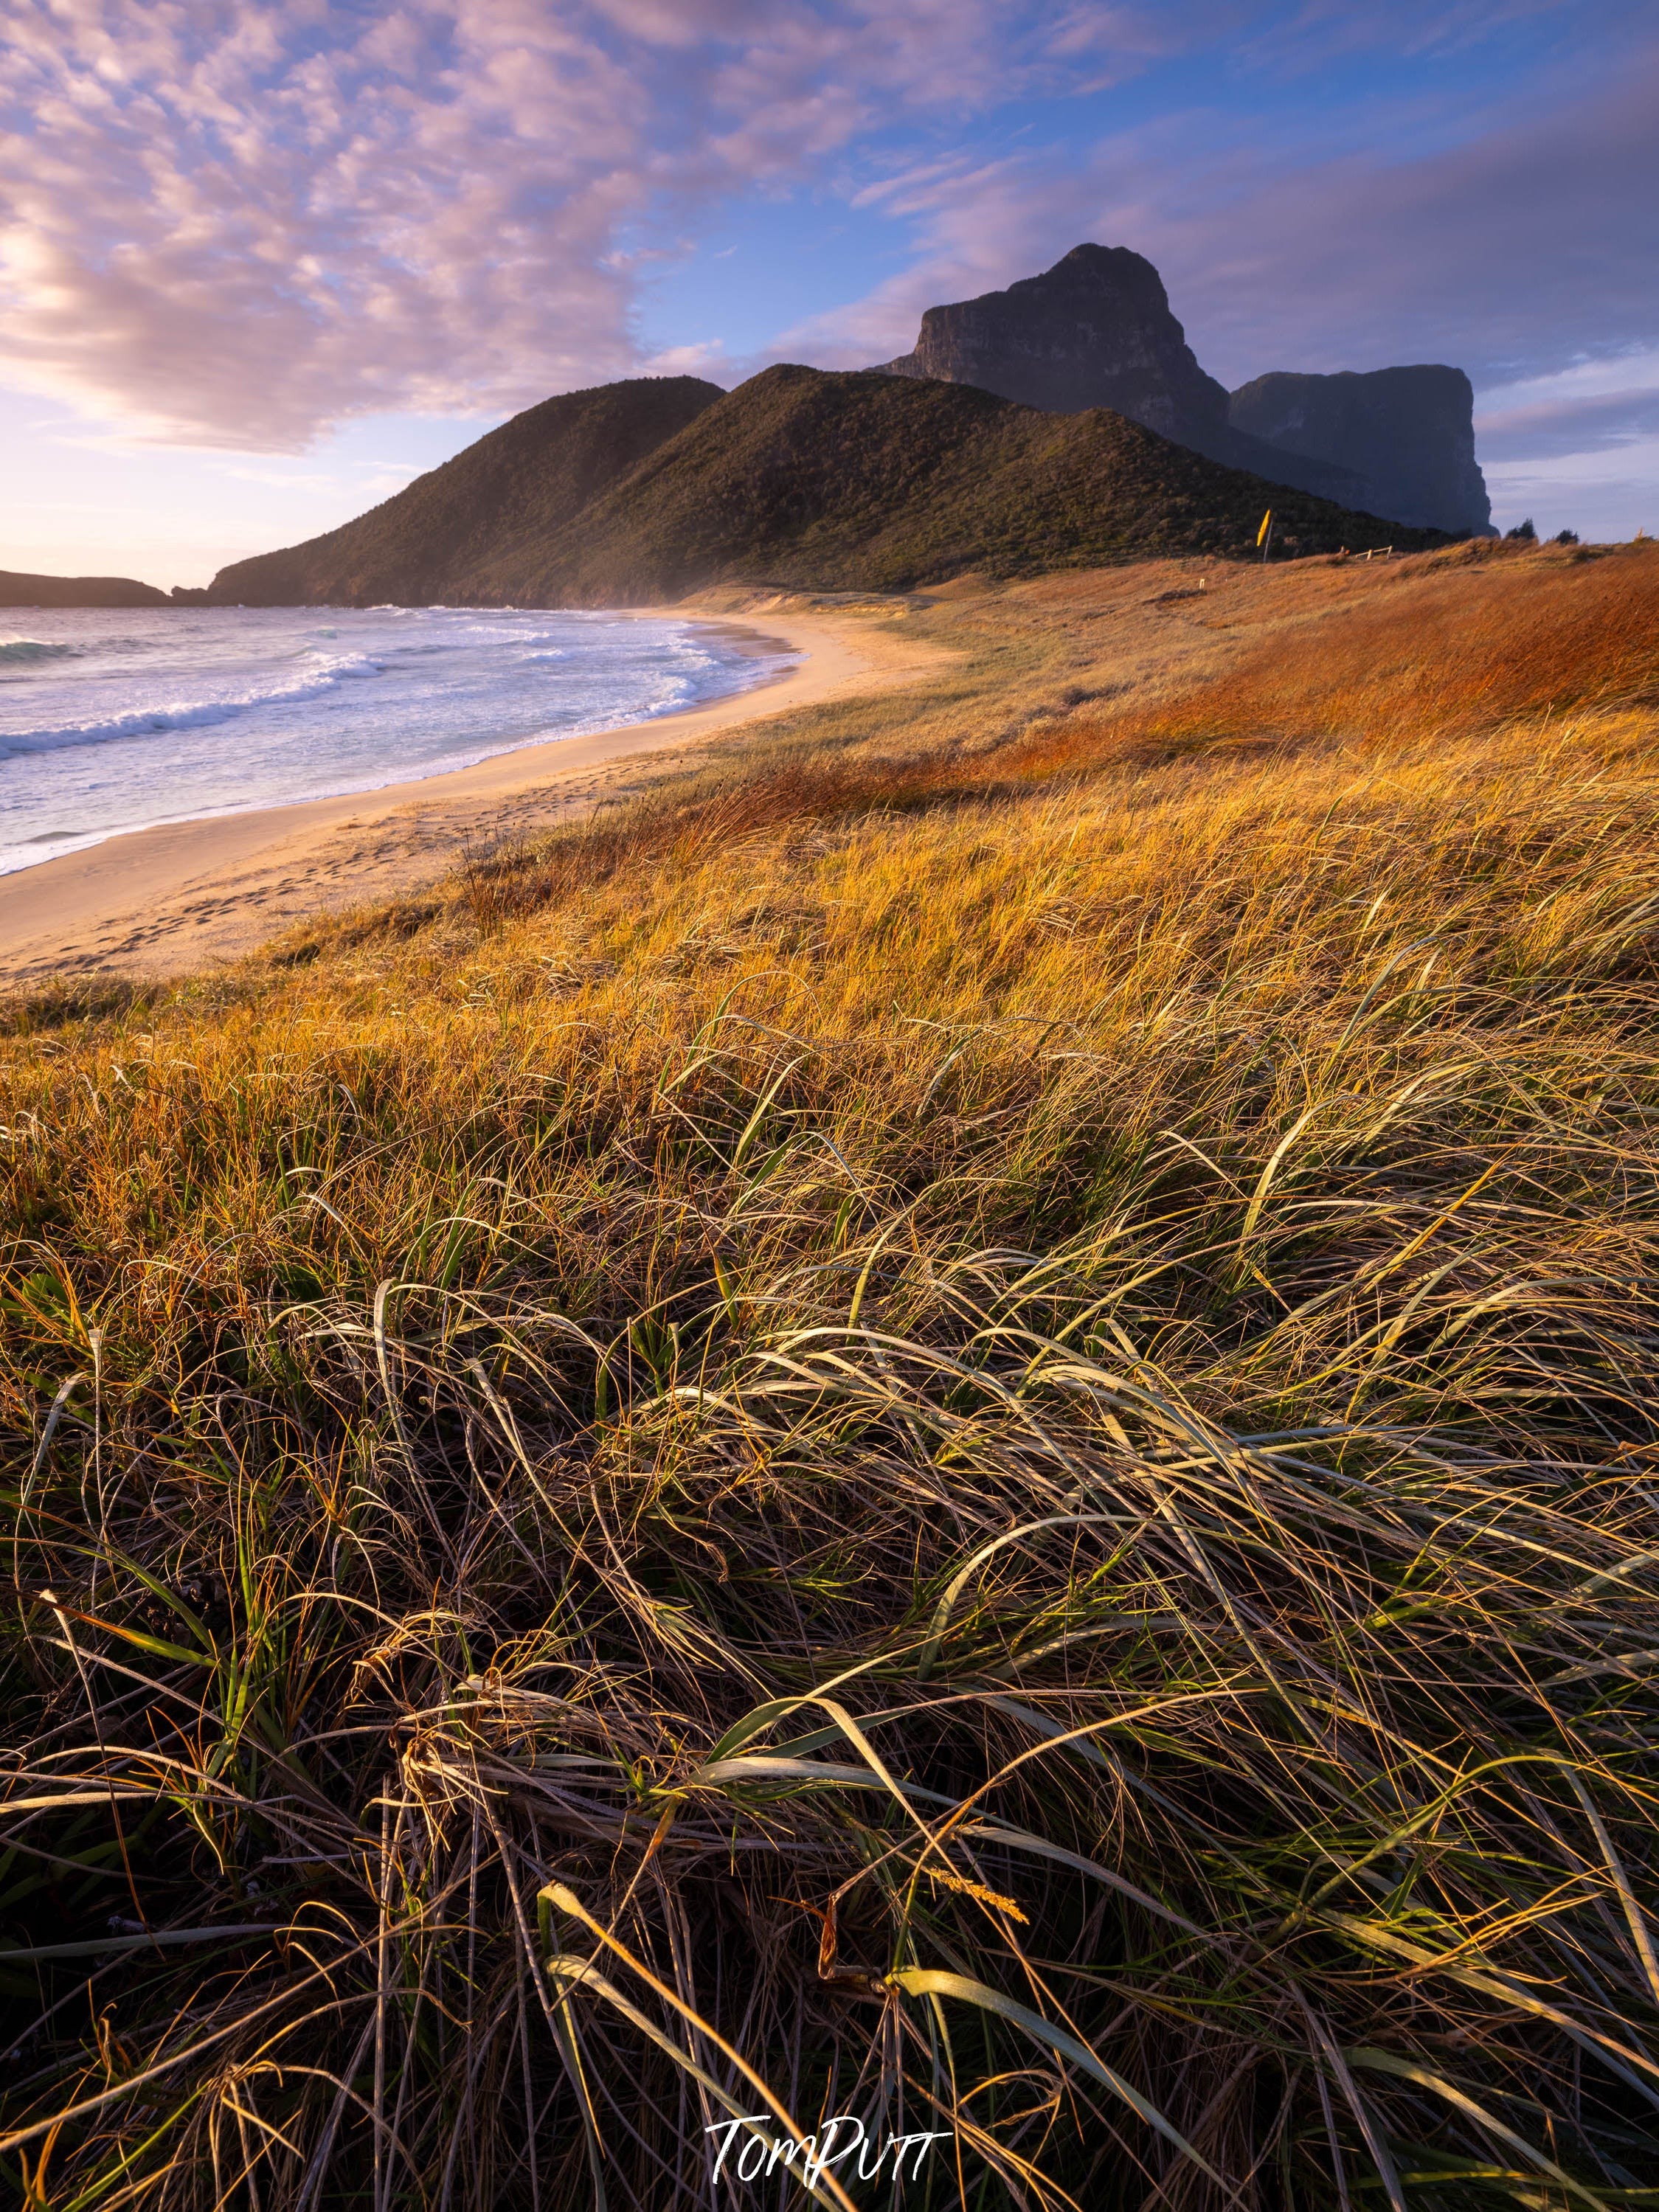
[1,653,386,760]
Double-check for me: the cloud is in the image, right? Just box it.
[1477,389,1659,462]
[0,2,640,444]
[637,339,729,375]
[777,30,1659,390]
[2,0,1652,559]
[1473,348,1659,457]
[0,0,1165,448]
[769,148,1083,367]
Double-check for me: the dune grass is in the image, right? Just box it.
[4,541,1659,2211]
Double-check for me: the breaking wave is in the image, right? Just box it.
[1,653,384,760]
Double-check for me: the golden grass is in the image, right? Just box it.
[4,541,1659,2211]
[1005,537,1659,778]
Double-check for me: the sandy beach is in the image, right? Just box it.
[0,601,945,984]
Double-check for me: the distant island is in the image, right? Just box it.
[1,567,171,609]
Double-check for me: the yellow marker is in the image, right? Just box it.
[1256,508,1273,547]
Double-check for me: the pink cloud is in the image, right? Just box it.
[0,0,1152,447]
[2,0,1647,469]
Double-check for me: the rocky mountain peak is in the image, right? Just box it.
[873,243,1492,535]
[877,243,1231,445]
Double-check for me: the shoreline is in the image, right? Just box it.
[0,609,797,890]
[0,603,945,984]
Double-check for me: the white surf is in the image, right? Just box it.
[0,605,794,877]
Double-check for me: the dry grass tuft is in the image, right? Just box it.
[4,544,1659,2211]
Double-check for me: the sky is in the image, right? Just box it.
[2,0,1655,588]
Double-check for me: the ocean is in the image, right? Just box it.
[0,604,794,878]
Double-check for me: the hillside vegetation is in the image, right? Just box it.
[477,366,1441,600]
[4,541,1659,2212]
[209,367,1441,609]
[208,377,724,606]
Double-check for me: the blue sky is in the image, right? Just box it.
[2,0,1655,586]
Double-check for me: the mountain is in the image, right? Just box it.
[209,364,1441,609]
[873,244,1492,535]
[872,246,1371,509]
[462,365,1432,602]
[1227,368,1493,536]
[876,244,1236,446]
[208,375,724,607]
[1,568,170,608]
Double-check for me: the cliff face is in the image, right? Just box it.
[1227,368,1493,537]
[875,245,1492,533]
[878,243,1236,446]
[0,569,170,608]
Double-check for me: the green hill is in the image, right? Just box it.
[207,376,724,606]
[479,365,1443,600]
[209,366,1444,609]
